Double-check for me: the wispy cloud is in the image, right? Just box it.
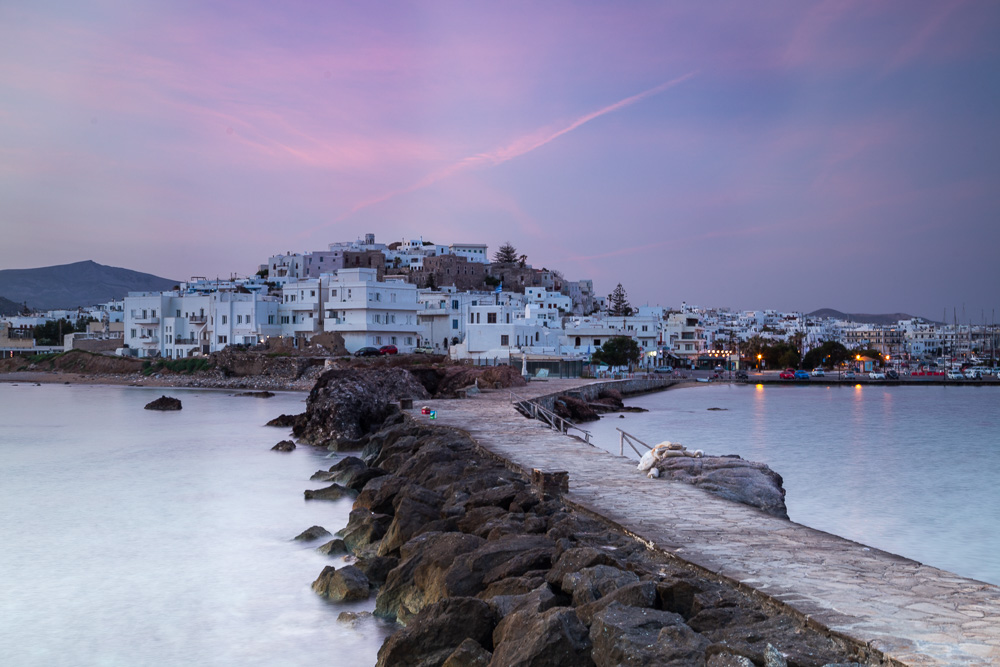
[332,71,698,222]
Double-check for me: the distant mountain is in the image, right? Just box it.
[0,295,28,316]
[807,308,931,325]
[0,260,177,311]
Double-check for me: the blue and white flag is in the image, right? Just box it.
[495,283,502,294]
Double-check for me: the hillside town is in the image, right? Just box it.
[2,234,999,373]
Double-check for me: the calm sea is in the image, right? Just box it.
[587,383,1000,586]
[0,383,390,667]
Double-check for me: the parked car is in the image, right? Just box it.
[354,346,380,357]
[964,369,981,379]
[810,368,826,377]
[794,370,810,380]
[843,371,856,380]
[378,345,398,355]
[652,366,674,373]
[714,365,725,372]
[779,369,795,379]
[947,370,964,380]
[412,346,434,354]
[886,369,899,380]
[735,370,749,380]
[869,371,886,380]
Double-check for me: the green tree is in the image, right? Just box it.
[493,242,519,264]
[32,318,74,346]
[801,341,849,369]
[591,336,641,368]
[607,283,633,316]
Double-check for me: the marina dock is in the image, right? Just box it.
[409,378,1000,666]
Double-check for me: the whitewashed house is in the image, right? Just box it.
[322,268,420,353]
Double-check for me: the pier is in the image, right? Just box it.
[409,378,1000,666]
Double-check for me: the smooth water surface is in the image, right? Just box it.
[588,383,1000,586]
[0,383,390,666]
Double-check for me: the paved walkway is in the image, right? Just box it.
[410,379,1000,666]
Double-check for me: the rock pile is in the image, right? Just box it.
[311,415,864,667]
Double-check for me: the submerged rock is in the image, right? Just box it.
[144,395,181,411]
[271,440,296,452]
[293,525,331,542]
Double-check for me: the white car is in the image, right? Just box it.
[869,371,886,380]
[947,370,964,380]
[811,368,826,377]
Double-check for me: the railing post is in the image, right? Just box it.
[620,432,624,456]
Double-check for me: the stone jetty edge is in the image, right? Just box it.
[451,378,899,666]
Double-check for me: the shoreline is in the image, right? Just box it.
[0,370,314,392]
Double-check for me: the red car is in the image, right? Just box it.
[379,345,398,355]
[779,369,795,379]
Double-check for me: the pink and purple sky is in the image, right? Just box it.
[2,1,998,320]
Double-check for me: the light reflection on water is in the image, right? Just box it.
[587,383,1000,586]
[0,384,390,667]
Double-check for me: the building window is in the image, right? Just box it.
[594,339,601,346]
[218,335,227,344]
[500,335,509,346]
[575,336,581,346]
[469,313,475,324]
[452,320,458,330]
[487,313,497,324]
[221,315,227,325]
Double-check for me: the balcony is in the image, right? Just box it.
[135,316,159,325]
[140,337,159,346]
[189,315,207,324]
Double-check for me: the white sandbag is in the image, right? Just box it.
[646,467,660,478]
[637,448,658,471]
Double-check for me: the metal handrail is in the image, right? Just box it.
[509,391,593,444]
[616,428,653,457]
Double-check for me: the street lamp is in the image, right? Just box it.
[757,353,762,372]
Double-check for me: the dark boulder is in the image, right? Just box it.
[552,394,599,422]
[575,581,657,626]
[377,486,446,556]
[589,602,709,666]
[560,565,640,607]
[235,390,274,398]
[443,534,556,598]
[545,546,622,586]
[375,531,485,623]
[311,564,370,601]
[375,597,497,667]
[339,509,392,555]
[354,555,399,587]
[293,525,330,542]
[294,367,429,447]
[483,582,564,619]
[316,538,347,556]
[328,456,387,491]
[441,638,492,667]
[355,474,408,515]
[144,395,181,411]
[491,606,594,667]
[271,440,296,452]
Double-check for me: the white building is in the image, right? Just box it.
[124,291,280,358]
[450,302,561,361]
[322,268,420,352]
[450,243,489,264]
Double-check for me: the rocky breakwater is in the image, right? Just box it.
[304,415,864,666]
